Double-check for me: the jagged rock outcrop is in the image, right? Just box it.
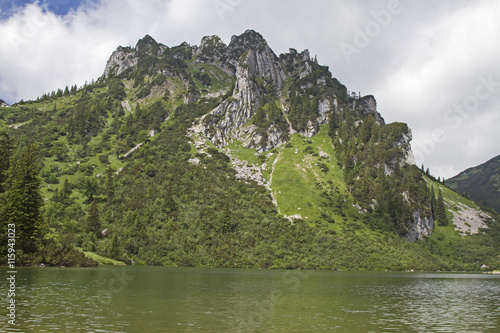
[201,63,260,147]
[198,30,288,151]
[397,129,416,166]
[406,209,434,242]
[195,35,227,65]
[101,35,170,79]
[318,97,336,124]
[352,95,384,124]
[245,45,286,90]
[135,34,166,55]
[102,46,138,78]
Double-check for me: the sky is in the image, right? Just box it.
[0,0,499,179]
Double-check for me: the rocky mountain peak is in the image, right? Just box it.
[229,29,267,48]
[200,35,226,49]
[195,35,227,63]
[135,34,162,54]
[220,30,270,70]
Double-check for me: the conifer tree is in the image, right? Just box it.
[436,189,448,226]
[86,199,101,235]
[0,132,14,193]
[106,167,114,203]
[63,177,72,196]
[328,111,339,137]
[358,119,372,144]
[430,186,437,220]
[165,187,178,214]
[220,206,234,234]
[109,234,120,259]
[52,187,60,203]
[3,143,43,253]
[83,177,98,202]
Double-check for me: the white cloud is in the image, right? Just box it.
[371,1,500,178]
[0,0,498,178]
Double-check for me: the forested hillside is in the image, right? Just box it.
[447,155,500,214]
[1,30,498,270]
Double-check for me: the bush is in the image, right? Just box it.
[303,146,315,154]
[98,154,110,164]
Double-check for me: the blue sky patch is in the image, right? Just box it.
[0,0,93,19]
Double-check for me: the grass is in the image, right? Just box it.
[226,140,264,166]
[78,248,126,265]
[422,175,495,251]
[424,176,480,215]
[186,61,233,94]
[271,125,355,223]
[222,124,365,233]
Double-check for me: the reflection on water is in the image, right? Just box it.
[1,267,499,332]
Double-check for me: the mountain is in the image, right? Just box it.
[447,155,500,213]
[1,30,498,270]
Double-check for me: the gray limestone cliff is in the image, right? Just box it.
[102,46,138,78]
[406,209,434,242]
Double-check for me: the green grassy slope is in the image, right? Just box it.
[271,126,360,226]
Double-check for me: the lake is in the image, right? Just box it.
[1,266,500,332]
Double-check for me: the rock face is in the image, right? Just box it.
[103,46,139,78]
[406,209,434,242]
[352,95,384,125]
[197,30,289,151]
[393,127,416,166]
[102,35,169,79]
[451,202,490,235]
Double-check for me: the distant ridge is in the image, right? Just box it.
[447,155,500,213]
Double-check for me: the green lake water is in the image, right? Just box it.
[1,266,500,332]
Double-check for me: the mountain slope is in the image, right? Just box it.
[0,30,498,270]
[447,154,500,213]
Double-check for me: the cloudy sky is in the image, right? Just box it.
[1,0,499,179]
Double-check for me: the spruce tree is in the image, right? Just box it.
[0,133,14,193]
[105,167,114,202]
[62,177,72,196]
[109,234,120,260]
[86,199,101,235]
[165,187,178,214]
[83,177,98,202]
[436,189,449,226]
[430,186,437,220]
[220,207,234,234]
[3,143,43,253]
